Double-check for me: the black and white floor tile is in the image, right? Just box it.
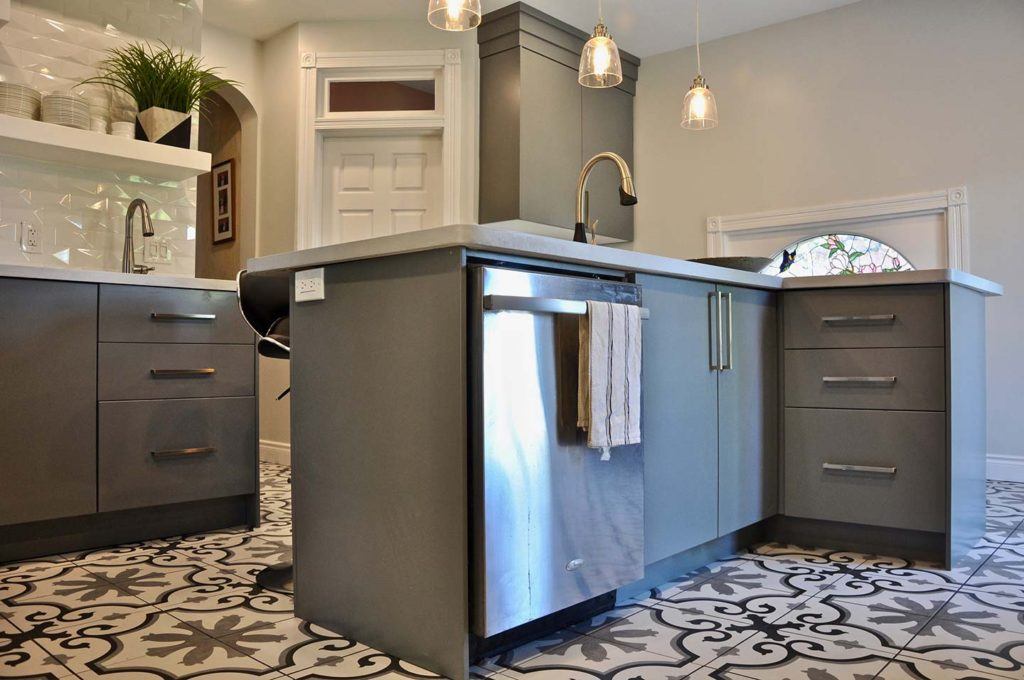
[2,467,1024,680]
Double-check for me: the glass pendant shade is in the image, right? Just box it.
[680,75,718,129]
[578,23,623,88]
[427,0,481,31]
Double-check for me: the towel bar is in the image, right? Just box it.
[483,295,650,319]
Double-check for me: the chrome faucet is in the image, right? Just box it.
[122,198,155,274]
[574,151,638,244]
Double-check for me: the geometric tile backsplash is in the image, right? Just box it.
[0,0,203,276]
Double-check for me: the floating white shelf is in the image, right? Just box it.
[0,115,211,181]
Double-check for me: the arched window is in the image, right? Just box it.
[761,233,915,277]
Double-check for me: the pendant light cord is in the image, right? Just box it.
[598,0,604,24]
[695,0,702,76]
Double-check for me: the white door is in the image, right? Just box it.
[320,134,443,244]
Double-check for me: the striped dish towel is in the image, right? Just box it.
[577,300,642,460]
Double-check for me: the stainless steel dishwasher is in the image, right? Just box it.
[469,265,645,638]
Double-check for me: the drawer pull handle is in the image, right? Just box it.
[822,376,897,385]
[151,446,216,460]
[150,368,217,378]
[151,312,217,321]
[823,462,897,475]
[821,314,896,324]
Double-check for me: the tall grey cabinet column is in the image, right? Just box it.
[637,274,719,565]
[0,279,97,526]
[717,286,779,535]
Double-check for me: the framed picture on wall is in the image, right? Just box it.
[212,159,235,244]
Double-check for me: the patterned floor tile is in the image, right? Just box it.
[0,566,149,610]
[963,549,1024,595]
[220,617,366,676]
[772,595,927,651]
[286,647,441,679]
[901,619,1024,679]
[936,586,1024,636]
[706,631,897,679]
[876,654,1009,679]
[811,577,959,617]
[0,615,75,679]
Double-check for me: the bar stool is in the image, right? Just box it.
[236,268,293,594]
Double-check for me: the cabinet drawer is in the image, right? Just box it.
[784,408,945,532]
[99,285,253,344]
[785,348,945,411]
[99,397,256,512]
[99,343,254,400]
[784,285,944,349]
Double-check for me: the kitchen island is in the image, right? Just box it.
[247,224,1001,680]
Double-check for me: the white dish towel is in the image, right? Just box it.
[577,300,642,460]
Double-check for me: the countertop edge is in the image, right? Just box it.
[246,224,1002,296]
[0,264,237,291]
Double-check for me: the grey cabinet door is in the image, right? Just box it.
[519,49,582,230]
[717,286,779,535]
[582,85,634,242]
[0,278,97,526]
[637,274,719,565]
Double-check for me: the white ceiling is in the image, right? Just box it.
[204,0,861,57]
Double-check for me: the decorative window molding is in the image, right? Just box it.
[296,49,463,251]
[707,186,969,271]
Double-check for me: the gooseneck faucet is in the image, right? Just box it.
[122,198,156,274]
[574,151,638,244]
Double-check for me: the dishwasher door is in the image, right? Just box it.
[470,265,644,638]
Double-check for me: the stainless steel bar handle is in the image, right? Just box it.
[482,295,650,319]
[716,291,725,371]
[151,446,216,459]
[150,368,217,377]
[822,462,897,475]
[822,376,897,384]
[821,314,896,324]
[151,312,217,321]
[722,292,734,371]
[708,292,718,371]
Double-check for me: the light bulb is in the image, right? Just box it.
[427,0,481,31]
[579,23,623,88]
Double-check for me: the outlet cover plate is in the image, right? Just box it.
[295,267,325,302]
[19,223,41,253]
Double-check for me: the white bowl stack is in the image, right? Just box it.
[0,83,42,120]
[41,92,90,130]
[85,91,110,133]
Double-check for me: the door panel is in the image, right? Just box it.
[718,286,779,535]
[637,274,719,565]
[321,135,442,244]
[0,279,97,526]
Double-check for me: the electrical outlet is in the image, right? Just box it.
[19,222,41,254]
[295,267,325,302]
[144,237,173,264]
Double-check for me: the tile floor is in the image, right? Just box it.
[2,465,1023,680]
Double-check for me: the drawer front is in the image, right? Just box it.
[785,348,945,411]
[100,285,253,344]
[784,285,944,349]
[99,397,256,512]
[784,408,945,532]
[99,343,254,400]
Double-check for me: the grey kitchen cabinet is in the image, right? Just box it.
[638,276,779,564]
[0,278,97,526]
[581,85,635,242]
[717,285,779,535]
[638,274,719,564]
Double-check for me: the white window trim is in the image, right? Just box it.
[706,186,970,271]
[296,49,464,251]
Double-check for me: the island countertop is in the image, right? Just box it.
[247,224,1002,296]
[0,263,237,291]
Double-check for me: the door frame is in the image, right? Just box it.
[297,49,464,250]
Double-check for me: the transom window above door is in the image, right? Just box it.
[327,80,437,114]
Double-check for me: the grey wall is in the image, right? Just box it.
[633,0,1024,471]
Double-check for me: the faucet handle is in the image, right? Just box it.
[133,264,155,275]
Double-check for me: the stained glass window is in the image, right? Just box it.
[761,233,915,277]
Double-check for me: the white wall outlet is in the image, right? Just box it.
[295,267,325,302]
[144,237,173,264]
[19,222,41,254]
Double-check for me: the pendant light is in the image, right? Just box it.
[427,0,481,31]
[579,0,623,88]
[681,0,718,129]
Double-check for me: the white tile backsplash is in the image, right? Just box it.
[0,0,203,276]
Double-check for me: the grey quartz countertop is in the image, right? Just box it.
[0,264,237,291]
[247,224,1003,296]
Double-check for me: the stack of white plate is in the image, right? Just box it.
[0,83,42,120]
[85,91,110,133]
[41,92,90,130]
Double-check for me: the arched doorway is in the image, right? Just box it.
[195,86,259,280]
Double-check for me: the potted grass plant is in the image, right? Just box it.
[83,42,238,148]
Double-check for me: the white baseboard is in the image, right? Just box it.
[260,439,291,467]
[988,454,1024,483]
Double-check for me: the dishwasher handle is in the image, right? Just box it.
[482,294,650,319]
